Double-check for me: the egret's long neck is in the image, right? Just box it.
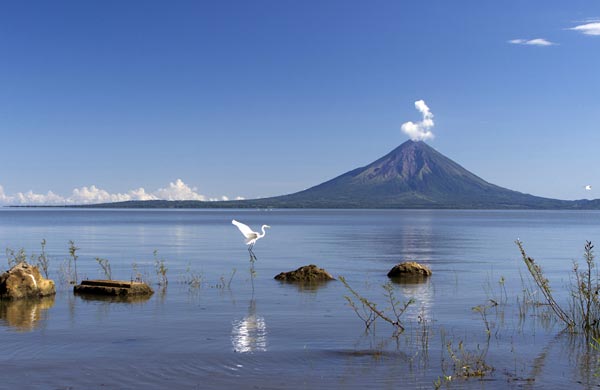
[259,226,267,238]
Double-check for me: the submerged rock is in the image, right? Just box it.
[74,280,154,297]
[274,264,335,283]
[0,262,56,300]
[387,261,432,280]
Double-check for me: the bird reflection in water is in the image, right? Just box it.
[231,299,267,353]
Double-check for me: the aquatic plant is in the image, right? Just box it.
[571,241,600,333]
[131,262,145,282]
[181,262,202,289]
[57,261,70,286]
[35,239,50,279]
[516,240,574,330]
[433,375,452,389]
[487,275,508,305]
[416,307,432,359]
[517,239,600,334]
[6,247,27,268]
[499,275,507,304]
[472,300,498,338]
[6,240,50,279]
[342,284,379,330]
[444,340,493,379]
[590,336,600,378]
[339,276,414,336]
[153,250,168,286]
[68,240,80,284]
[95,257,112,280]
[215,268,236,289]
[516,268,543,321]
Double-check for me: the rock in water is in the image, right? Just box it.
[274,264,335,282]
[0,263,56,300]
[74,280,154,298]
[387,261,432,279]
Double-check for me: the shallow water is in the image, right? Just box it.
[1,209,600,389]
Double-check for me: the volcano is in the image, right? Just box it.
[88,140,582,209]
[256,140,566,208]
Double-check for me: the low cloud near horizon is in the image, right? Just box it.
[401,100,435,141]
[0,179,244,206]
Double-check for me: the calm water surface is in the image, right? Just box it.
[1,209,600,389]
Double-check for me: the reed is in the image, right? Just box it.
[339,276,414,336]
[35,239,50,279]
[5,247,27,268]
[516,239,600,334]
[570,241,600,333]
[516,240,574,329]
[95,257,112,280]
[181,262,202,289]
[472,300,498,338]
[153,250,168,286]
[215,268,237,289]
[444,339,493,378]
[68,240,80,284]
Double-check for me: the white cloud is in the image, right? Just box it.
[16,190,64,205]
[401,99,435,141]
[509,38,555,46]
[70,185,126,204]
[68,185,157,204]
[0,185,14,204]
[0,179,245,205]
[570,21,600,36]
[128,187,158,201]
[153,179,206,201]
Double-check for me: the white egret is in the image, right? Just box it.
[232,220,270,252]
[585,185,592,191]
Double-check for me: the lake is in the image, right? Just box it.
[1,208,599,389]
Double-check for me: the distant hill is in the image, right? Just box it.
[83,140,596,209]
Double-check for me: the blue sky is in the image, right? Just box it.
[0,0,599,204]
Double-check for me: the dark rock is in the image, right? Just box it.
[0,262,56,300]
[274,264,335,282]
[74,280,154,297]
[387,261,432,279]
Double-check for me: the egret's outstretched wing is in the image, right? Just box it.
[232,219,255,239]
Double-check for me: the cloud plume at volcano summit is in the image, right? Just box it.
[401,100,435,141]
